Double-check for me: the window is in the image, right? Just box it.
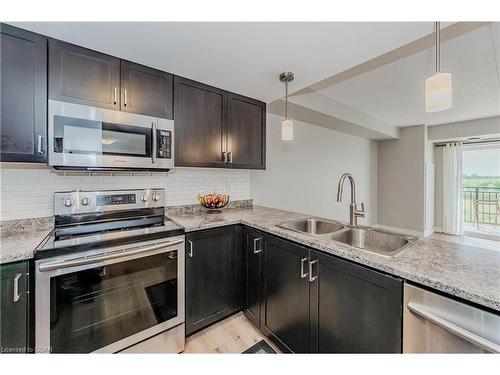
[462,143,500,238]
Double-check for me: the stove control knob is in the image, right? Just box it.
[64,199,73,207]
[81,197,89,206]
[152,194,160,202]
[141,195,148,202]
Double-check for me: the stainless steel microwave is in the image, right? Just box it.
[48,100,174,171]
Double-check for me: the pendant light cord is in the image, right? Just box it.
[435,21,441,73]
[285,80,288,119]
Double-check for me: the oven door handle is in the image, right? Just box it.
[38,239,184,272]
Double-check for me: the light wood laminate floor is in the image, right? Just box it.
[183,312,281,354]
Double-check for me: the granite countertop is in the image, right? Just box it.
[0,217,53,264]
[167,205,500,312]
[0,205,498,312]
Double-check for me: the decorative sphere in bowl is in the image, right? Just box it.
[197,193,230,213]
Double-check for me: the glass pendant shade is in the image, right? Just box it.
[281,118,293,141]
[425,72,452,112]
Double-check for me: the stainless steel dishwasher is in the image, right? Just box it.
[403,283,500,353]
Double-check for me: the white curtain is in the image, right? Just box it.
[442,142,464,235]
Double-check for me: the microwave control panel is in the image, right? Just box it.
[157,130,171,159]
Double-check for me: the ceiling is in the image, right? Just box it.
[11,22,437,102]
[288,22,500,134]
[12,21,495,140]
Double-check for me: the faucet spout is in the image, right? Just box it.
[337,173,356,203]
[336,172,366,226]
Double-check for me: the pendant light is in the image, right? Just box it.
[425,22,453,112]
[279,72,294,141]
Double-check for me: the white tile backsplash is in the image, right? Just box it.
[0,165,250,220]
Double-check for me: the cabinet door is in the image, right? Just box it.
[185,226,239,336]
[0,261,29,353]
[243,227,264,328]
[0,24,47,163]
[310,250,403,353]
[227,93,266,169]
[120,60,173,118]
[261,235,311,353]
[49,39,120,110]
[174,76,227,168]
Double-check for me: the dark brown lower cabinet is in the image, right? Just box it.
[185,226,242,336]
[0,226,402,353]
[310,249,403,353]
[243,227,264,328]
[0,261,30,353]
[248,233,403,353]
[260,235,311,353]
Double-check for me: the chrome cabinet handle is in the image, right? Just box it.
[407,302,500,353]
[222,151,227,163]
[253,237,263,254]
[37,134,43,154]
[152,122,157,163]
[39,239,184,272]
[228,152,233,164]
[187,240,194,258]
[124,89,127,106]
[300,257,309,279]
[13,273,22,302]
[309,259,318,282]
[113,87,118,105]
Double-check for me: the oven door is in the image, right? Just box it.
[35,235,184,353]
[48,100,174,171]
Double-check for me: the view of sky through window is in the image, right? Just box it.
[463,145,500,177]
[463,144,500,189]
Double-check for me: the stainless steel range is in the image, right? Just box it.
[35,189,185,353]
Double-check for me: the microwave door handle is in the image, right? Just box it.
[152,122,157,164]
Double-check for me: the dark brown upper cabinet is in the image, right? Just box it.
[227,93,266,169]
[1,24,47,163]
[49,39,120,110]
[174,76,227,168]
[120,60,173,119]
[174,76,266,170]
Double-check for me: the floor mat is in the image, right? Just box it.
[242,340,277,354]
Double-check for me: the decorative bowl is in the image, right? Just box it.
[197,193,230,213]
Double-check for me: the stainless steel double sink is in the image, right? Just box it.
[277,217,418,256]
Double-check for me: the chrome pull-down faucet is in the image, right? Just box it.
[337,173,366,226]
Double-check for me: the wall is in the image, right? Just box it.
[0,165,250,221]
[250,113,378,225]
[377,125,426,233]
[424,133,435,235]
[428,116,500,141]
